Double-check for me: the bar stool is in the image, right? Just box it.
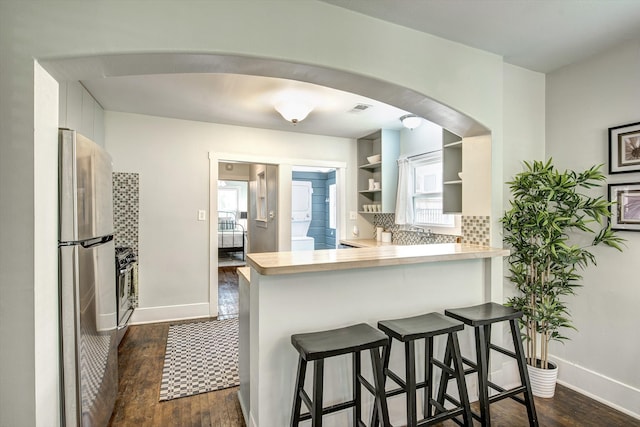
[290,323,390,427]
[374,312,473,427]
[442,302,539,426]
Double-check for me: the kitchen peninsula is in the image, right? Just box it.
[238,243,508,426]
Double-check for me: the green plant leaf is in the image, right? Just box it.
[501,159,625,365]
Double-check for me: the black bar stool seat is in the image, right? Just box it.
[375,312,473,427]
[443,302,539,427]
[445,302,522,326]
[290,323,390,426]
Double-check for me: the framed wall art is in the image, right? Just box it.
[608,182,640,231]
[609,121,640,174]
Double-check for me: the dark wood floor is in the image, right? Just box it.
[108,266,639,427]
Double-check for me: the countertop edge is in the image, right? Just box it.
[247,244,509,276]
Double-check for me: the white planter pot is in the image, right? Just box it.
[527,359,558,398]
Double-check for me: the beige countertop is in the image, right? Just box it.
[237,266,250,283]
[246,243,508,276]
[339,238,394,248]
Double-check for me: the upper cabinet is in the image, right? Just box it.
[59,81,105,147]
[442,129,462,213]
[356,129,400,214]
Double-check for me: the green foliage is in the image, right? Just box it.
[501,159,624,368]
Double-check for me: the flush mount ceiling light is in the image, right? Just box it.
[400,114,422,130]
[274,99,313,124]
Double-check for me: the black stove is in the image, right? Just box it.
[115,246,136,345]
[115,246,136,269]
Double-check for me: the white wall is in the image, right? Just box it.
[105,111,354,317]
[502,63,546,304]
[546,39,640,417]
[33,62,61,427]
[0,1,538,424]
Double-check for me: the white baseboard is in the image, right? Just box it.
[130,302,210,325]
[553,355,640,420]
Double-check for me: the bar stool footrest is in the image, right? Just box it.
[489,342,517,359]
[417,406,466,426]
[488,385,528,404]
[298,398,358,421]
[440,393,461,407]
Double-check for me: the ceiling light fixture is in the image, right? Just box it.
[400,114,422,130]
[274,100,313,124]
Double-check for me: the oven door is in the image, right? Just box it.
[117,263,133,328]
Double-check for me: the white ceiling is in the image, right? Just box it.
[82,73,412,139]
[322,0,640,73]
[81,1,640,139]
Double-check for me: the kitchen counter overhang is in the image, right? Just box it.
[246,243,508,276]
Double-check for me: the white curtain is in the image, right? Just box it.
[395,158,414,225]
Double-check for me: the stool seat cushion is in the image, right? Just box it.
[445,302,522,326]
[291,323,388,361]
[378,312,464,342]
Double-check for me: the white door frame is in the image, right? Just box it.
[208,151,347,317]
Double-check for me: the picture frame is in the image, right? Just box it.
[608,182,640,231]
[609,121,640,174]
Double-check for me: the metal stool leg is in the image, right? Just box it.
[290,357,307,427]
[475,326,490,426]
[371,341,392,427]
[370,347,390,427]
[353,351,362,425]
[435,334,453,408]
[510,319,539,427]
[424,337,434,419]
[450,332,473,426]
[312,359,324,427]
[405,340,417,426]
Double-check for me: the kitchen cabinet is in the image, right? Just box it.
[442,129,462,213]
[356,129,400,214]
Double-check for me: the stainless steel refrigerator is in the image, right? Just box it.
[58,129,118,427]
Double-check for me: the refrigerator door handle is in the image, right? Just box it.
[80,235,114,249]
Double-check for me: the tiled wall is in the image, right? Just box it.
[113,172,140,306]
[461,215,491,246]
[373,213,491,246]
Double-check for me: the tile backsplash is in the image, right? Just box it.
[372,213,491,246]
[113,172,139,253]
[461,215,491,246]
[113,172,140,307]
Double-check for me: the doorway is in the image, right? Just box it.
[291,166,338,251]
[217,179,248,268]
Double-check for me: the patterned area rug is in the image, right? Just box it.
[159,317,239,401]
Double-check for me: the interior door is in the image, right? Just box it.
[248,163,278,253]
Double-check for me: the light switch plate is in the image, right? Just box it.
[198,210,206,221]
[349,211,357,220]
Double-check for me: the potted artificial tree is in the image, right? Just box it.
[501,159,624,397]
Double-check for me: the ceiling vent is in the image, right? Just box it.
[349,103,372,113]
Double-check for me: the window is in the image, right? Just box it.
[412,151,455,227]
[218,187,239,213]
